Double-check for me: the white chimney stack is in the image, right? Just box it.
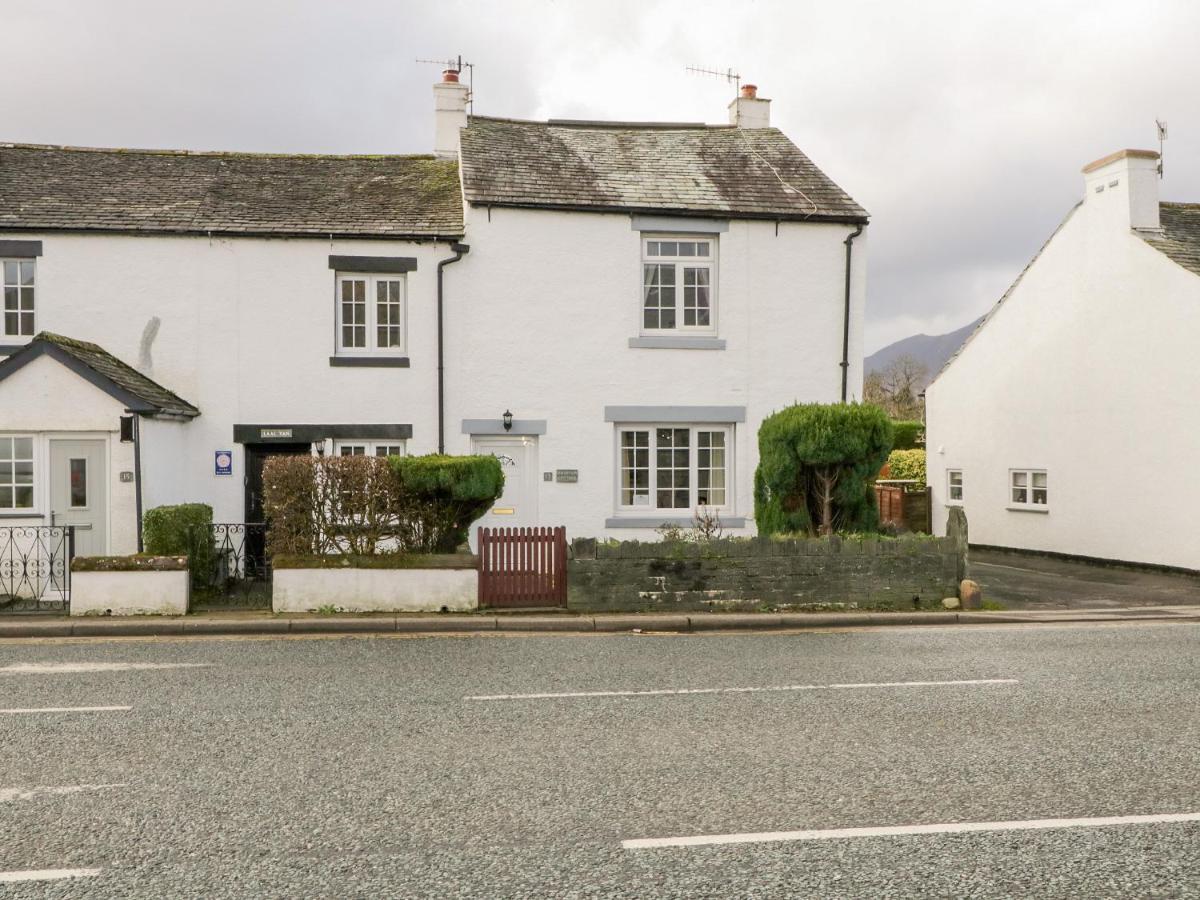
[433,69,469,159]
[1081,148,1161,231]
[728,83,771,129]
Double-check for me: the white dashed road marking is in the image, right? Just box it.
[0,784,127,803]
[623,811,1200,849]
[465,678,1018,702]
[0,662,210,674]
[0,705,132,715]
[0,868,102,884]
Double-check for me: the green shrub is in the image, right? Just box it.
[886,449,926,482]
[891,420,925,450]
[754,403,893,536]
[388,454,504,553]
[143,503,214,585]
[144,503,212,554]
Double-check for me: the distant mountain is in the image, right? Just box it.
[865,317,983,389]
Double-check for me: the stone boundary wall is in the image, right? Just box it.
[568,511,968,613]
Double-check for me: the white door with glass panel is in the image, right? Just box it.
[472,437,537,531]
[49,439,107,556]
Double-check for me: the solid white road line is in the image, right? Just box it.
[0,868,101,884]
[0,705,131,715]
[622,811,1200,850]
[0,662,210,674]
[0,784,127,804]
[465,678,1018,702]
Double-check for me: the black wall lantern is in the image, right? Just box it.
[119,415,136,443]
[502,410,513,432]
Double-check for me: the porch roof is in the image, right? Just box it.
[0,332,199,418]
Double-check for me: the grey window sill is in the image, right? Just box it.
[329,356,410,368]
[1006,506,1049,514]
[0,512,44,520]
[627,336,726,350]
[606,516,747,529]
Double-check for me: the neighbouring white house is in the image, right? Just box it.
[926,147,1200,570]
[0,71,868,554]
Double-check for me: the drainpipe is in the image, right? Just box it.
[131,413,144,552]
[437,242,470,454]
[840,223,865,402]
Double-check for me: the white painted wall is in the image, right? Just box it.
[2,231,454,532]
[2,201,865,545]
[447,205,866,539]
[273,566,477,612]
[70,569,189,616]
[926,154,1200,569]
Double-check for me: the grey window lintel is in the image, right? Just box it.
[0,240,43,258]
[462,418,547,436]
[627,336,726,350]
[328,255,417,273]
[233,423,413,443]
[329,356,410,368]
[631,216,729,234]
[604,405,746,424]
[606,516,747,529]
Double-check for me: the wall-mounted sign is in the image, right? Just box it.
[119,471,134,483]
[215,450,233,476]
[260,428,293,439]
[543,471,553,482]
[492,507,515,515]
[555,469,579,484]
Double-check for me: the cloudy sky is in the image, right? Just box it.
[5,0,1198,352]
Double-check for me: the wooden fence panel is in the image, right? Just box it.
[478,526,567,608]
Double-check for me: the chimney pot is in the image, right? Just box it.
[741,84,757,99]
[442,69,460,84]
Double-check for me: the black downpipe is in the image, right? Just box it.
[840,223,865,402]
[132,414,144,552]
[437,242,470,454]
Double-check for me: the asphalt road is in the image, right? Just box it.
[972,547,1200,610]
[2,623,1199,898]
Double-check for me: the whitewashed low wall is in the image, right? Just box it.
[273,566,478,613]
[71,570,190,617]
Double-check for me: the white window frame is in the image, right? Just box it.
[1009,468,1048,510]
[335,272,407,357]
[946,469,963,505]
[640,235,717,336]
[2,258,36,339]
[614,424,733,515]
[0,434,36,512]
[333,441,407,458]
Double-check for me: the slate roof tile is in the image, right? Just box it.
[0,144,464,238]
[1141,203,1200,277]
[458,117,867,222]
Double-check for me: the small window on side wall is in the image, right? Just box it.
[947,470,963,504]
[1010,469,1048,510]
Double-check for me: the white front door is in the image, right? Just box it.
[472,436,538,532]
[49,439,107,557]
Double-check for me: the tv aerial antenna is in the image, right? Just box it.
[416,55,474,114]
[686,65,741,98]
[1156,119,1168,178]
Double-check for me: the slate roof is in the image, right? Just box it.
[0,332,199,417]
[458,117,867,223]
[1141,203,1200,277]
[0,143,464,239]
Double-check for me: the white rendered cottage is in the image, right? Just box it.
[926,148,1200,570]
[0,74,868,553]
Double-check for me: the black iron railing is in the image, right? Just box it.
[0,525,74,613]
[187,523,271,607]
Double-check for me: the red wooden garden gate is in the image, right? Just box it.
[477,526,568,608]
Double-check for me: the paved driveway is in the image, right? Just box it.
[972,547,1200,610]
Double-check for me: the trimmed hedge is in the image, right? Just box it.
[891,420,925,451]
[388,454,504,553]
[754,403,893,536]
[886,449,926,482]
